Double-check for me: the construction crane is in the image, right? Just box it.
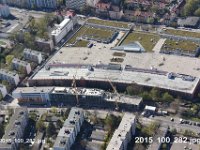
[71,64,80,106]
[108,79,120,111]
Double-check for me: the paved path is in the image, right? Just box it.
[152,38,166,53]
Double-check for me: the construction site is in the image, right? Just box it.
[12,86,143,111]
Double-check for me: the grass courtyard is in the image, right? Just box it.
[163,29,200,39]
[74,40,89,47]
[87,19,129,28]
[0,40,6,45]
[121,32,160,51]
[162,39,199,52]
[66,26,115,46]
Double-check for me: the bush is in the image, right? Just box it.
[140,91,152,101]
[161,92,174,102]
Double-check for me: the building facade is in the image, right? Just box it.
[12,58,32,74]
[35,38,54,53]
[23,48,43,64]
[53,107,84,150]
[3,0,28,8]
[0,107,28,150]
[106,113,136,150]
[12,87,52,104]
[12,87,142,110]
[0,4,10,17]
[65,0,86,10]
[27,0,60,9]
[0,84,7,98]
[51,18,74,44]
[0,69,20,86]
[3,0,61,9]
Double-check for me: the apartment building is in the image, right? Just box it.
[12,58,32,74]
[4,0,28,8]
[23,48,42,64]
[65,0,86,10]
[0,84,7,98]
[51,17,74,44]
[12,87,52,104]
[86,0,100,8]
[35,38,54,53]
[0,4,10,17]
[4,0,60,9]
[0,69,20,86]
[27,0,60,9]
[106,113,136,150]
[53,107,84,150]
[0,107,28,150]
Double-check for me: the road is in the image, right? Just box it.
[152,38,166,53]
[141,115,200,134]
[10,7,47,19]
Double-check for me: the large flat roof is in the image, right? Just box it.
[31,66,199,94]
[30,47,200,94]
[43,47,200,77]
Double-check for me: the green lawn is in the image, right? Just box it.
[9,44,24,59]
[67,26,114,46]
[74,40,89,47]
[87,19,129,28]
[67,26,88,44]
[162,39,199,52]
[83,26,114,39]
[163,29,200,38]
[0,40,6,45]
[122,32,160,51]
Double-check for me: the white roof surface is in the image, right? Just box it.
[145,105,156,111]
[30,47,200,95]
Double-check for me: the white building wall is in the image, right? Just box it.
[0,84,7,98]
[0,5,10,17]
[37,53,43,64]
[26,63,32,74]
[86,0,100,7]
[65,0,86,9]
[13,73,20,85]
[51,19,74,44]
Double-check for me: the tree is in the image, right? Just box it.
[140,91,152,101]
[24,32,35,48]
[46,122,56,137]
[161,92,174,102]
[184,0,199,16]
[150,87,160,101]
[0,124,4,138]
[147,18,154,24]
[62,109,70,120]
[5,55,14,65]
[50,107,58,114]
[36,18,48,39]
[104,114,121,132]
[56,119,63,129]
[36,119,45,132]
[29,17,36,33]
[0,92,3,101]
[194,8,200,16]
[18,65,26,75]
[2,80,11,92]
[9,32,17,41]
[29,112,38,121]
[126,84,143,95]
